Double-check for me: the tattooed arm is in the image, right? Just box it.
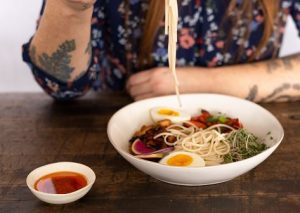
[127,54,300,102]
[29,0,95,82]
[208,54,300,102]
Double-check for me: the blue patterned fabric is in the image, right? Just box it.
[23,0,300,99]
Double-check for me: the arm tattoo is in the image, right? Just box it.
[85,40,92,54]
[270,95,300,102]
[29,46,37,65]
[246,83,300,102]
[282,57,293,70]
[246,85,258,101]
[293,84,300,90]
[265,54,300,73]
[260,83,291,102]
[73,40,93,81]
[30,40,76,82]
[85,40,92,67]
[260,83,300,102]
[281,53,300,70]
[266,60,280,73]
[82,3,94,10]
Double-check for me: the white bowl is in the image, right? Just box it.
[26,162,96,204]
[107,94,284,186]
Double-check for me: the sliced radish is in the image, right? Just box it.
[131,139,154,155]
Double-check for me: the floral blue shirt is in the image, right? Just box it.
[23,0,300,100]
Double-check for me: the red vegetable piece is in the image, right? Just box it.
[199,110,211,123]
[189,120,206,129]
[131,139,154,155]
[191,116,199,121]
[232,118,242,129]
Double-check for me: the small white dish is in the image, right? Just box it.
[26,162,96,204]
[107,93,284,186]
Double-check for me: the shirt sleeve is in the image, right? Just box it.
[22,1,104,100]
[290,0,300,36]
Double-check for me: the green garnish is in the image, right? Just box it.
[206,115,228,123]
[224,129,267,163]
[218,116,228,123]
[206,116,219,123]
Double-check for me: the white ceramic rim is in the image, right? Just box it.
[107,93,284,171]
[26,162,96,197]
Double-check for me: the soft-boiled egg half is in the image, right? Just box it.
[150,107,191,123]
[159,151,205,167]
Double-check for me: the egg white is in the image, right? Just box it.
[150,107,191,123]
[159,151,205,167]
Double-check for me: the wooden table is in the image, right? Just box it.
[0,92,299,213]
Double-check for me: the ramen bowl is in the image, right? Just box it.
[107,94,284,186]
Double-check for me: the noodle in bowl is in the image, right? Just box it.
[107,94,284,186]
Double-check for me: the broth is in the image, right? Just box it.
[34,171,87,194]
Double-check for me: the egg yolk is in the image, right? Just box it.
[167,154,193,166]
[158,109,180,116]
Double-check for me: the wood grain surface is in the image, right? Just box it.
[0,92,299,213]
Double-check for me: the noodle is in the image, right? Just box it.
[130,108,267,166]
[165,0,182,107]
[154,123,235,166]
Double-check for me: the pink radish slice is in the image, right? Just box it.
[131,139,154,155]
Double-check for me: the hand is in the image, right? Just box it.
[126,67,213,101]
[61,0,96,12]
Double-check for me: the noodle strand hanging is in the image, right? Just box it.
[165,0,182,107]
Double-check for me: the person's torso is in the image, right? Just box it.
[91,0,292,90]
